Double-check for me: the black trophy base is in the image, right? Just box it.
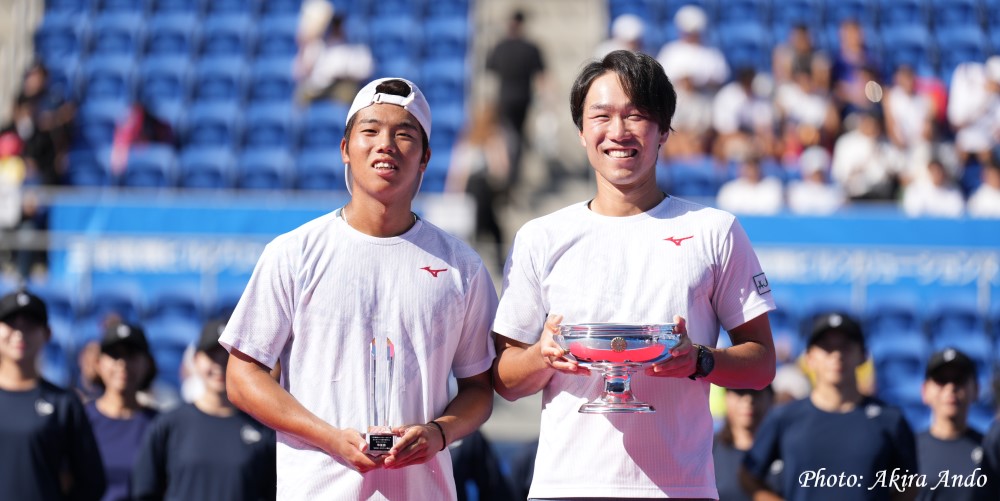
[367,426,395,456]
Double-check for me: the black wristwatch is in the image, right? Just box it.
[689,344,715,380]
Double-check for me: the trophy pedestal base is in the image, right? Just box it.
[578,364,656,414]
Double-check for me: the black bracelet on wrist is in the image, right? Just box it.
[427,420,446,451]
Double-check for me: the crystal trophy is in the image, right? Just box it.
[366,337,396,455]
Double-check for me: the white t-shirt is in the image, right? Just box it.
[968,183,1000,218]
[901,181,966,218]
[493,198,776,499]
[716,176,784,215]
[657,40,729,88]
[787,180,845,215]
[220,209,498,500]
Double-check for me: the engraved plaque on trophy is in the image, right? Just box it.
[366,337,396,455]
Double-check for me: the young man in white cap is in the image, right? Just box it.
[221,77,498,499]
[0,289,106,500]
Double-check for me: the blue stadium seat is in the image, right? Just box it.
[148,336,188,389]
[82,55,136,103]
[296,148,345,191]
[926,301,986,336]
[40,341,71,388]
[257,0,304,16]
[144,283,204,323]
[864,294,923,341]
[608,0,651,20]
[429,102,465,154]
[203,0,254,16]
[183,101,243,148]
[878,0,929,27]
[423,15,470,59]
[93,0,146,12]
[31,282,79,324]
[422,150,450,193]
[149,0,201,14]
[198,13,256,59]
[715,0,768,26]
[425,0,468,18]
[658,156,720,198]
[299,101,349,150]
[178,146,237,189]
[242,102,298,149]
[81,281,144,325]
[45,0,92,14]
[935,27,989,82]
[34,13,88,61]
[366,0,424,17]
[717,21,772,72]
[968,403,994,434]
[824,0,878,27]
[929,0,982,29]
[77,99,129,147]
[191,56,247,104]
[420,57,467,109]
[255,14,299,59]
[368,15,423,62]
[236,147,295,190]
[121,144,178,188]
[870,331,931,406]
[67,148,113,186]
[375,58,420,82]
[246,57,295,104]
[87,12,145,58]
[770,0,822,30]
[142,12,200,58]
[137,56,192,105]
[878,24,935,75]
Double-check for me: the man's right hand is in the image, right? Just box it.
[326,428,384,473]
[539,314,590,376]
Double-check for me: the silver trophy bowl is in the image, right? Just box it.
[555,323,679,414]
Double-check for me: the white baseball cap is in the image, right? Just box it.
[611,14,644,42]
[674,5,707,34]
[346,77,432,140]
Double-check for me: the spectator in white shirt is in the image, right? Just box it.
[656,5,729,92]
[831,111,901,200]
[947,56,1000,167]
[787,146,845,215]
[883,64,934,184]
[716,155,784,215]
[902,159,965,218]
[713,68,777,163]
[968,162,1000,218]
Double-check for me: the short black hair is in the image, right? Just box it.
[570,50,676,133]
[344,79,429,153]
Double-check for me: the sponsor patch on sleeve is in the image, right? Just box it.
[753,273,771,295]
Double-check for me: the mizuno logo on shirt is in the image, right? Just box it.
[664,235,693,246]
[420,266,447,277]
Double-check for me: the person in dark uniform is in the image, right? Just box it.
[741,312,918,501]
[916,348,990,501]
[0,289,106,500]
[86,322,159,501]
[131,318,275,500]
[714,385,778,500]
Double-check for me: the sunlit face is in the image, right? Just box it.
[96,347,149,395]
[922,368,975,420]
[806,331,865,386]
[0,314,49,364]
[578,72,668,190]
[196,346,229,394]
[341,104,430,203]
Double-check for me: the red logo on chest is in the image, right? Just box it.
[421,266,447,277]
[664,235,694,246]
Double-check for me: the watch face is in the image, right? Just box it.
[699,346,715,375]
